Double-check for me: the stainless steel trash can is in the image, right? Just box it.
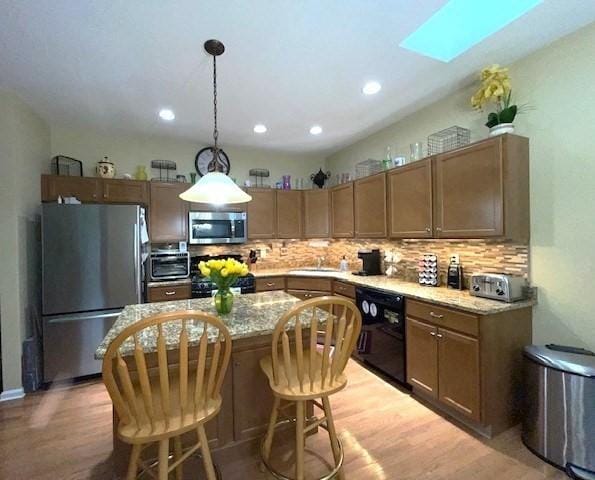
[523,345,595,476]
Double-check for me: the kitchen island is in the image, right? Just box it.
[96,291,322,478]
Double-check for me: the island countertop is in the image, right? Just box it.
[95,290,312,360]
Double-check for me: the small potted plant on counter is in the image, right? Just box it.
[198,258,249,314]
[471,64,530,137]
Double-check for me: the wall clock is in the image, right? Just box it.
[194,147,231,177]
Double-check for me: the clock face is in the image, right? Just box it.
[195,147,231,177]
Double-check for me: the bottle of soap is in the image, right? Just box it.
[339,256,349,272]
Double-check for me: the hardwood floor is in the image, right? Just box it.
[0,361,565,479]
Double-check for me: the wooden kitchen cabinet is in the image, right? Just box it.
[330,183,354,237]
[147,284,191,302]
[438,328,480,422]
[232,346,277,441]
[41,175,101,203]
[255,276,286,292]
[303,189,330,238]
[406,317,439,398]
[276,190,303,238]
[354,172,387,238]
[149,182,188,243]
[388,159,433,238]
[434,134,529,241]
[246,188,277,239]
[102,178,149,204]
[406,298,532,435]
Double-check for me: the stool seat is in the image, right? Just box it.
[260,352,347,401]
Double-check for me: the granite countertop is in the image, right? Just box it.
[95,291,325,360]
[250,268,535,315]
[147,278,192,288]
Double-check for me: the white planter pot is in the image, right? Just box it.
[489,123,515,137]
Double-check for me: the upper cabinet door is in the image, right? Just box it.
[388,159,433,238]
[276,190,303,239]
[41,175,101,203]
[330,183,354,238]
[354,172,387,238]
[304,189,330,238]
[246,189,277,239]
[102,179,149,204]
[434,138,504,238]
[149,182,188,243]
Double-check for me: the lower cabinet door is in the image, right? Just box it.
[437,328,481,421]
[406,317,438,398]
[232,347,276,441]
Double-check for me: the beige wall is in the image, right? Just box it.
[50,125,325,187]
[0,91,51,392]
[327,23,595,350]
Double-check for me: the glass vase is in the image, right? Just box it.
[214,288,234,315]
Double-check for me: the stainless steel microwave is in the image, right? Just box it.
[188,211,247,244]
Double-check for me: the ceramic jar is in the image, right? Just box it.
[97,157,115,178]
[489,123,515,137]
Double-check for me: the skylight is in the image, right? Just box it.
[399,0,542,62]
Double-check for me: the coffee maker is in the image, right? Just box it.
[353,249,382,276]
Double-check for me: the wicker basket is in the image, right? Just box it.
[355,159,383,179]
[427,126,470,155]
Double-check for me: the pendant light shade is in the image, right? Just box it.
[180,39,252,205]
[179,172,252,205]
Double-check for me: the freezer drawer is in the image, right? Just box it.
[43,310,120,382]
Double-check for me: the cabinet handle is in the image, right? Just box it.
[436,333,444,339]
[430,331,436,336]
[429,311,444,319]
[266,282,275,287]
[425,227,431,232]
[436,227,442,232]
[165,291,176,296]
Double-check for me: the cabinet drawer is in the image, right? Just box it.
[407,300,479,337]
[287,290,329,301]
[148,284,192,302]
[255,277,286,292]
[286,277,332,292]
[332,280,355,299]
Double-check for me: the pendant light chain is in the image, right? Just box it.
[211,53,223,172]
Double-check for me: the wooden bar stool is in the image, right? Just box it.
[260,296,362,480]
[101,310,232,480]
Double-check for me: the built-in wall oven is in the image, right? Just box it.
[355,286,408,386]
[189,211,247,245]
[150,250,190,281]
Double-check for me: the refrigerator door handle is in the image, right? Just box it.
[46,311,121,324]
[134,223,141,303]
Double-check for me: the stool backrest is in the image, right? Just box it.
[102,310,231,429]
[270,296,362,394]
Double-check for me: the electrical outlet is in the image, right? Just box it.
[450,254,460,264]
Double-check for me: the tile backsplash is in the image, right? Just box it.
[189,238,529,284]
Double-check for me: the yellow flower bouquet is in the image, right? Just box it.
[199,258,249,314]
[471,64,528,132]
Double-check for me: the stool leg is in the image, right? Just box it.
[158,439,169,480]
[262,396,281,461]
[126,443,142,480]
[322,396,344,480]
[295,400,305,480]
[197,424,217,480]
[174,436,183,480]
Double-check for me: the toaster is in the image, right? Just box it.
[469,273,527,302]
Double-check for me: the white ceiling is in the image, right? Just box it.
[1,1,594,154]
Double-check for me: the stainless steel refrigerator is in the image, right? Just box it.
[42,204,145,382]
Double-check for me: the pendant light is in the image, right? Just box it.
[179,40,252,205]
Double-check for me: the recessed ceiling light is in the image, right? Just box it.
[158,108,175,121]
[399,0,542,62]
[253,124,267,134]
[310,125,323,135]
[362,81,382,95]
